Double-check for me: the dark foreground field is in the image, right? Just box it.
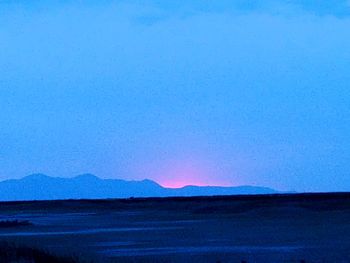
[1,193,350,263]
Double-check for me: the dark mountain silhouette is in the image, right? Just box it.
[0,174,278,201]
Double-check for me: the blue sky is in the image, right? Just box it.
[1,0,350,191]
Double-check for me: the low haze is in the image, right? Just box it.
[1,0,350,191]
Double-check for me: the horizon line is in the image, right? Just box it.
[0,173,273,190]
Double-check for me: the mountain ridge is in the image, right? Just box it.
[0,174,278,201]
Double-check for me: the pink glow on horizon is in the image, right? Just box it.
[160,179,233,188]
[160,179,208,189]
[147,158,232,189]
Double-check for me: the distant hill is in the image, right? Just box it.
[0,174,278,201]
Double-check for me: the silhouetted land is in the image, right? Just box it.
[1,193,350,262]
[0,242,79,263]
[0,220,32,228]
[0,174,277,201]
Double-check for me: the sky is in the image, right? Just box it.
[0,0,350,191]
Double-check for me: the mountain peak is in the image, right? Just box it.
[140,179,161,186]
[73,174,99,180]
[23,173,51,181]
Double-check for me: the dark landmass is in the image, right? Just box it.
[0,242,79,263]
[0,193,350,262]
[0,174,277,201]
[0,220,32,228]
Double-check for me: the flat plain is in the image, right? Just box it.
[1,193,350,263]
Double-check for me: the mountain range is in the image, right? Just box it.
[0,174,278,201]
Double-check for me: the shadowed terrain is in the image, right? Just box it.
[0,242,79,263]
[1,193,350,262]
[0,220,32,228]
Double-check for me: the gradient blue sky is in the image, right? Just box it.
[1,0,350,191]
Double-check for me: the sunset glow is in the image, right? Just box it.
[147,158,232,189]
[159,179,208,189]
